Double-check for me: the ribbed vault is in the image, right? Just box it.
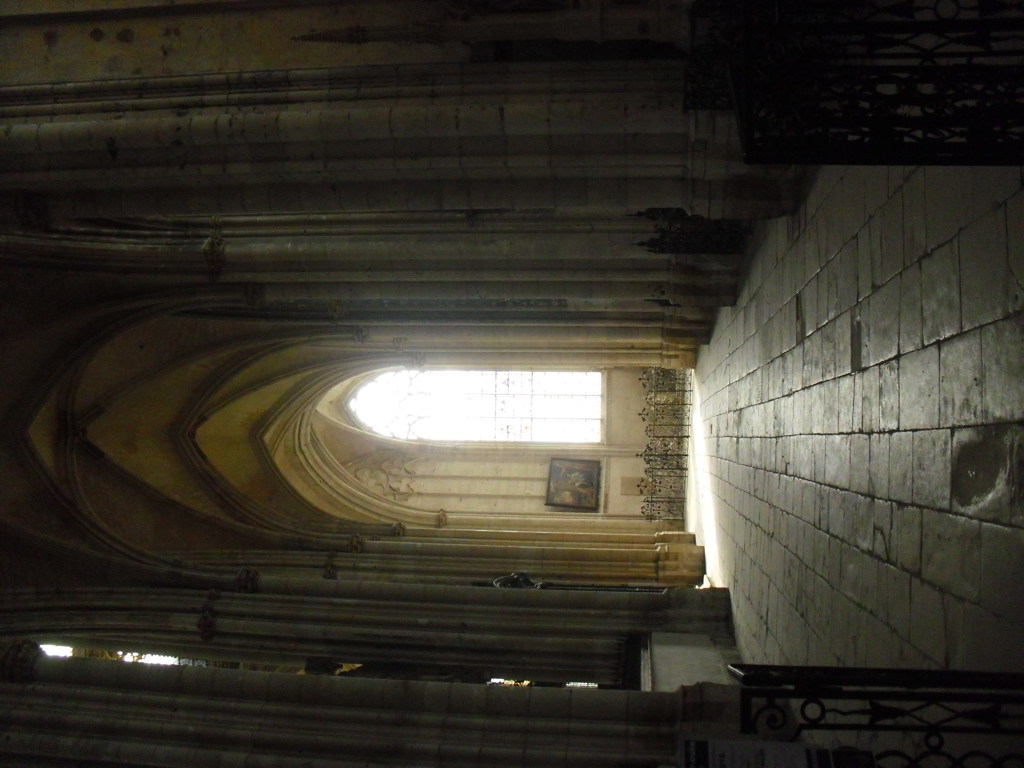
[0,280,726,690]
[2,287,706,591]
[0,12,766,753]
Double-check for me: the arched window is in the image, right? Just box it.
[348,370,602,443]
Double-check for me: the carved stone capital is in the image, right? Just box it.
[236,566,261,594]
[322,552,338,580]
[197,605,217,642]
[201,216,226,280]
[197,589,220,642]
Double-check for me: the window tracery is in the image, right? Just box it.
[348,370,602,443]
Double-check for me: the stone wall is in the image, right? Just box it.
[688,166,1024,671]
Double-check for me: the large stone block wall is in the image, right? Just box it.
[689,166,1024,671]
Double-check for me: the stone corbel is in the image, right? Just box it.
[201,216,226,280]
[235,566,260,594]
[197,590,219,642]
[328,299,344,322]
[322,552,338,579]
[1,639,42,683]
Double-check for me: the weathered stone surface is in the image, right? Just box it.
[890,431,914,505]
[899,262,922,354]
[978,522,1024,620]
[939,329,984,427]
[921,510,981,600]
[951,423,1024,526]
[920,239,961,346]
[879,359,900,431]
[692,166,1024,673]
[865,276,900,367]
[899,345,939,430]
[1008,190,1024,312]
[982,315,1024,422]
[912,429,951,511]
[960,207,1010,332]
[894,505,923,575]
[909,577,947,664]
[869,433,890,499]
[902,170,927,267]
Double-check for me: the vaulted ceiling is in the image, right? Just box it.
[0,0,799,593]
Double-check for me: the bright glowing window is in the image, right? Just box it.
[40,645,73,657]
[348,370,602,443]
[40,645,179,665]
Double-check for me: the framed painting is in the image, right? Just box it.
[545,458,601,511]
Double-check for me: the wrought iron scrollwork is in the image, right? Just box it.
[729,0,1024,164]
[875,746,1024,768]
[638,367,692,520]
[685,0,740,111]
[731,664,1024,767]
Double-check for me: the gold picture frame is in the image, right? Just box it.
[545,458,600,511]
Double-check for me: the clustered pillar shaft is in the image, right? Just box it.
[0,61,790,220]
[1,583,733,686]
[0,640,740,768]
[181,534,706,586]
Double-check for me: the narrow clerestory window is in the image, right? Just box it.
[348,370,602,443]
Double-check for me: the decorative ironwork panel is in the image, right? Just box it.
[730,664,1024,767]
[638,367,692,520]
[729,0,1024,165]
[685,0,741,111]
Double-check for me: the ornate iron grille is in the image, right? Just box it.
[724,0,1024,164]
[731,664,1024,767]
[685,0,740,111]
[638,367,692,520]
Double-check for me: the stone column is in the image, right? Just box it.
[0,638,744,767]
[180,538,706,586]
[0,60,796,219]
[0,584,733,686]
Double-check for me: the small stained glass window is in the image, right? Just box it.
[348,370,602,443]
